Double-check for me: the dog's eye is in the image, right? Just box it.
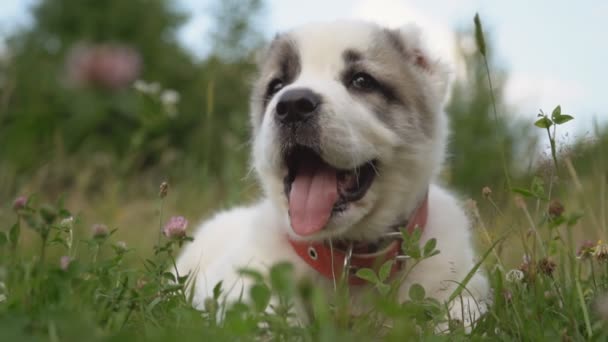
[350,72,379,91]
[266,78,284,97]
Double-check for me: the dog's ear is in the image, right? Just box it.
[390,24,451,104]
[254,33,280,67]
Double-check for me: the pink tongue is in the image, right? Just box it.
[288,163,339,236]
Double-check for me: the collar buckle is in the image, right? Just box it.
[381,231,411,262]
[340,233,411,283]
[341,243,354,284]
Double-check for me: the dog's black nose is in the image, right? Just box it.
[275,88,320,124]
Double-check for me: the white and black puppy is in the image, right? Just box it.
[176,20,489,326]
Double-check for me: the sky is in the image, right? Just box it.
[1,0,607,141]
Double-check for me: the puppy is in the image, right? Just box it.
[176,20,489,327]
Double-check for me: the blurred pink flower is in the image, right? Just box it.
[92,224,109,238]
[163,216,188,239]
[577,240,595,259]
[60,256,72,271]
[66,43,141,90]
[12,196,27,211]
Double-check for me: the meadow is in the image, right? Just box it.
[1,1,608,340]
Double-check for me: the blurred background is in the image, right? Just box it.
[0,0,606,253]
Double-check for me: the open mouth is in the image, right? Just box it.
[283,146,378,236]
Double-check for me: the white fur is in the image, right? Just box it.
[176,20,489,329]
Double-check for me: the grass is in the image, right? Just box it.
[2,14,608,342]
[2,148,608,342]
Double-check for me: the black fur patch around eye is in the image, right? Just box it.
[261,37,301,109]
[340,48,402,105]
[341,67,401,105]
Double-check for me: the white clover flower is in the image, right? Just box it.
[60,216,75,250]
[133,80,148,93]
[133,80,161,95]
[505,269,524,283]
[148,82,161,94]
[60,216,74,228]
[115,241,128,252]
[594,242,608,262]
[161,89,180,106]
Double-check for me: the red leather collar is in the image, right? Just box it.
[288,192,429,285]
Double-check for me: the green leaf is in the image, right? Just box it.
[238,268,264,283]
[449,235,506,302]
[378,260,394,282]
[146,296,164,312]
[39,204,57,224]
[404,241,421,259]
[177,274,189,285]
[161,272,176,282]
[531,176,545,198]
[144,258,157,268]
[401,227,422,259]
[492,268,505,306]
[250,283,271,312]
[407,244,421,260]
[426,250,440,258]
[551,105,561,119]
[534,117,553,129]
[377,283,391,296]
[23,213,39,231]
[566,213,584,227]
[409,283,426,301]
[512,179,547,200]
[58,208,71,219]
[356,268,379,284]
[548,239,560,255]
[161,284,183,294]
[511,187,535,198]
[423,238,437,258]
[213,281,223,300]
[549,216,566,229]
[554,114,574,125]
[411,226,423,243]
[9,222,20,248]
[269,262,294,297]
[473,13,486,56]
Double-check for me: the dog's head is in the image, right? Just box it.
[250,20,450,241]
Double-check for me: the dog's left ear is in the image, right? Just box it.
[389,24,451,104]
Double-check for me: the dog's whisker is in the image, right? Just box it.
[370,162,380,177]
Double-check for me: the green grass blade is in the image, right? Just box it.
[448,235,506,303]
